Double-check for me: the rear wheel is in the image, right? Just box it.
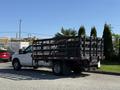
[52,62,62,76]
[12,59,21,71]
[62,62,71,75]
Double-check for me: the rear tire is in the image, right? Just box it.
[62,62,71,75]
[12,59,21,71]
[52,62,62,76]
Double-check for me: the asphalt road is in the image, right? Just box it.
[0,62,120,90]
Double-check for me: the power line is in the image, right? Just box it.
[0,31,54,37]
[22,32,53,37]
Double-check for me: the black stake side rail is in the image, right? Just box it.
[32,36,104,61]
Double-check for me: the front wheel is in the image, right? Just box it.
[12,59,21,71]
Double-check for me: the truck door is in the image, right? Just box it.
[20,45,33,66]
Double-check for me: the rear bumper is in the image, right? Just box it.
[0,58,10,62]
[71,59,98,67]
[81,57,99,68]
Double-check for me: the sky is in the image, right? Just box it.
[0,0,120,38]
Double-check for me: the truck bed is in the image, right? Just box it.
[32,36,104,63]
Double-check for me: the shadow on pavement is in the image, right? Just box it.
[0,68,90,81]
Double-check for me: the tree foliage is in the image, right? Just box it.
[103,24,113,60]
[55,27,77,38]
[78,26,86,36]
[112,33,120,54]
[90,26,97,37]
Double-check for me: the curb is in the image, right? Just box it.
[88,70,120,76]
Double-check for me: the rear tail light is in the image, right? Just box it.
[0,52,10,59]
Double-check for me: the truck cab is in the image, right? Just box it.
[12,45,33,68]
[12,45,32,70]
[12,45,51,70]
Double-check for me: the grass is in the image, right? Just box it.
[99,60,120,73]
[100,64,120,73]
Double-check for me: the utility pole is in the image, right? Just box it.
[19,19,22,40]
[16,32,18,39]
[119,39,120,56]
[28,33,31,38]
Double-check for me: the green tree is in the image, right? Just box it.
[55,27,77,38]
[78,26,86,36]
[103,24,113,60]
[90,26,97,37]
[112,33,120,54]
[54,27,77,58]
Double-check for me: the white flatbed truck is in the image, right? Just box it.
[12,36,103,75]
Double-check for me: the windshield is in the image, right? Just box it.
[24,45,32,53]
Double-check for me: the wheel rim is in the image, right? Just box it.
[14,61,19,68]
[54,64,61,74]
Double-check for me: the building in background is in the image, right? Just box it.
[8,42,29,53]
[0,37,9,50]
[0,37,30,53]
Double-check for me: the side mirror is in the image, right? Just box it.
[19,49,24,54]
